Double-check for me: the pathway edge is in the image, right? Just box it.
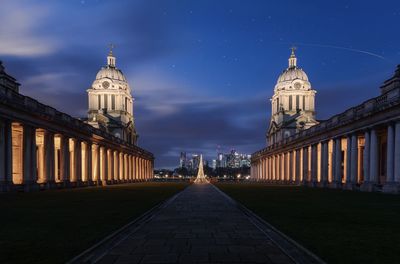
[67,185,187,264]
[212,183,326,264]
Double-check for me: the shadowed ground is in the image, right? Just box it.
[215,183,400,264]
[0,182,188,264]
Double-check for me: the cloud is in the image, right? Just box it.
[0,1,59,56]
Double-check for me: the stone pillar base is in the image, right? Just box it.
[329,182,342,189]
[61,180,71,188]
[86,180,95,186]
[22,182,40,192]
[343,182,357,191]
[308,181,318,188]
[360,182,376,192]
[45,181,58,190]
[0,182,12,192]
[318,181,328,188]
[383,183,400,194]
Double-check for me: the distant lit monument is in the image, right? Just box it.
[194,155,208,183]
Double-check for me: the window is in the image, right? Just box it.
[303,96,306,110]
[296,95,299,110]
[276,97,279,112]
[104,94,108,109]
[125,97,128,111]
[111,95,115,110]
[289,95,292,110]
[98,95,101,109]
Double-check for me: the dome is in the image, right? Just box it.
[277,67,309,83]
[95,66,126,82]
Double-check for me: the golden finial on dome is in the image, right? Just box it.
[108,43,115,55]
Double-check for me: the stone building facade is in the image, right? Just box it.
[252,58,400,193]
[0,60,154,192]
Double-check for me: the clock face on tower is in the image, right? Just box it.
[102,81,110,89]
[294,82,301,89]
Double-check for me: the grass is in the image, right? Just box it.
[215,183,400,264]
[0,182,188,264]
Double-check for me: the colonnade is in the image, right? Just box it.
[252,122,400,192]
[0,119,154,192]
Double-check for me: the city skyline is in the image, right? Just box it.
[1,0,400,168]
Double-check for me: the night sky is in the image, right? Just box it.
[1,0,400,168]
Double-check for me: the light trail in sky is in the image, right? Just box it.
[278,42,389,62]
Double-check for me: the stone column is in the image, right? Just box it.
[345,135,352,186]
[384,123,399,192]
[311,144,318,186]
[145,159,149,181]
[387,124,395,185]
[363,130,370,183]
[44,131,55,189]
[104,147,109,185]
[86,143,92,184]
[119,153,124,181]
[142,159,145,180]
[113,151,118,182]
[295,149,301,184]
[320,141,329,187]
[23,124,38,191]
[271,157,274,181]
[74,139,82,186]
[124,154,128,181]
[361,128,378,192]
[60,135,70,187]
[302,146,309,185]
[275,154,279,181]
[0,118,12,191]
[394,121,400,185]
[134,156,137,181]
[282,154,286,182]
[332,137,342,188]
[349,134,358,189]
[268,157,272,181]
[288,151,294,183]
[92,144,100,185]
[369,129,379,184]
[108,149,114,184]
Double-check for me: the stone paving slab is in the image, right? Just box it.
[94,183,297,264]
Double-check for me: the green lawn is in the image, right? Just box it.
[0,182,188,264]
[215,183,400,264]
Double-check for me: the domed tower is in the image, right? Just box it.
[267,48,318,146]
[87,47,138,144]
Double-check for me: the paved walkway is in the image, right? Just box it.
[97,183,294,264]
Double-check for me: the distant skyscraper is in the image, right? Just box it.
[180,152,187,168]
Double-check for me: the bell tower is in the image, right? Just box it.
[267,48,318,146]
[87,46,138,144]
